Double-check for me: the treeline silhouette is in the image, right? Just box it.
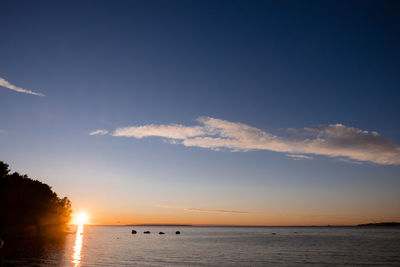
[0,161,72,241]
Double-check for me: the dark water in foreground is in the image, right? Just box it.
[3,226,400,266]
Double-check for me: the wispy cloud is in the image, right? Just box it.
[286,154,313,160]
[0,77,45,96]
[184,208,249,214]
[113,124,205,139]
[89,129,109,135]
[155,205,376,222]
[91,117,400,165]
[156,205,250,214]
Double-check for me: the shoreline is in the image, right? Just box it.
[74,224,400,228]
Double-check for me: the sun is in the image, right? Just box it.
[74,212,89,225]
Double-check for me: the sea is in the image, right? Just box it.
[2,226,400,266]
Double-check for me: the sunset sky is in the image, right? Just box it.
[1,0,399,225]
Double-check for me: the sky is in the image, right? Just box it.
[0,0,399,226]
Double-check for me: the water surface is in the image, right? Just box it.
[3,226,400,266]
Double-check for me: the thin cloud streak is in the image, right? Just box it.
[0,77,45,96]
[156,205,250,214]
[113,124,205,139]
[184,208,250,214]
[155,205,380,221]
[286,154,313,160]
[89,129,109,135]
[92,117,400,165]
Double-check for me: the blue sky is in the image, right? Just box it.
[0,0,399,225]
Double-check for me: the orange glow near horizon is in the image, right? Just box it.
[68,204,400,227]
[72,225,84,266]
[80,208,400,226]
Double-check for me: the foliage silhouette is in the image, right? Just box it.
[0,161,72,241]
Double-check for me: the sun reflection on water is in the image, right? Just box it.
[72,225,84,266]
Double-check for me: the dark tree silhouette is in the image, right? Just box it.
[0,161,72,240]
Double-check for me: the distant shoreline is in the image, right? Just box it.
[358,222,400,227]
[75,223,399,227]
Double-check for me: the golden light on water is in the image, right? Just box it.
[70,211,89,265]
[72,225,84,266]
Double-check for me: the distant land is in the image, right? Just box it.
[358,222,400,227]
[125,224,193,227]
[84,222,400,227]
[93,224,364,227]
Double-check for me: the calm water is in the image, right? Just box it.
[3,226,400,266]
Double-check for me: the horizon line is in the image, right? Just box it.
[69,223,395,227]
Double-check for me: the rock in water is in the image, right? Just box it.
[159,232,165,235]
[131,230,137,234]
[176,231,181,234]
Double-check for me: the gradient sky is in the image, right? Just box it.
[1,0,399,225]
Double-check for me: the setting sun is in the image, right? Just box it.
[73,212,89,225]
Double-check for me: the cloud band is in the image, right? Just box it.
[0,77,45,96]
[91,117,400,165]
